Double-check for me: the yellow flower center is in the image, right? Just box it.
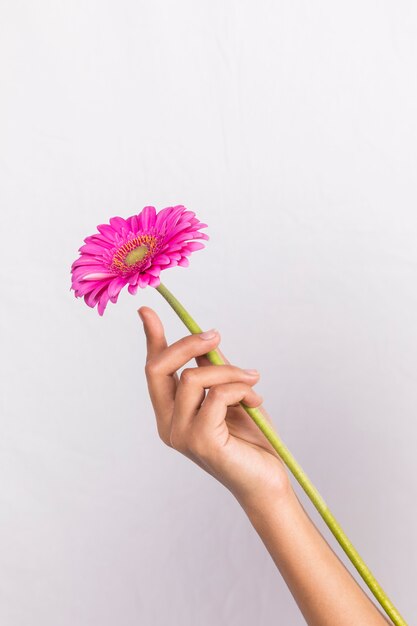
[110,234,159,274]
[125,245,148,266]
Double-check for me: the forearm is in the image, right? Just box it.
[239,486,391,626]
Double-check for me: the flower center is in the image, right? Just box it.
[125,245,148,266]
[110,234,159,274]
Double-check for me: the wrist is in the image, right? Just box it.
[234,474,297,520]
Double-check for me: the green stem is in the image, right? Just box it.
[155,281,407,626]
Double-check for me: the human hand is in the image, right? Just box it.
[138,306,291,508]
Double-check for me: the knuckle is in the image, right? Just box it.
[209,384,226,400]
[232,383,251,403]
[179,367,196,384]
[144,358,160,377]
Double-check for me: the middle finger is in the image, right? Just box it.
[145,329,221,439]
[170,365,261,440]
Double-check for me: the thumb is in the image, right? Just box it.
[137,306,168,361]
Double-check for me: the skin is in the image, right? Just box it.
[138,305,392,626]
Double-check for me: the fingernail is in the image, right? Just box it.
[199,328,218,340]
[137,309,144,322]
[243,369,259,376]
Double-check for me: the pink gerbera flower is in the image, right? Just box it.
[70,205,208,315]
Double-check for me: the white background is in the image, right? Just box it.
[1,1,416,624]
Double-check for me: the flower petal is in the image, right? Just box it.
[148,275,161,288]
[97,223,118,241]
[194,231,209,240]
[158,205,185,232]
[97,290,110,316]
[138,206,156,231]
[164,221,192,241]
[71,257,107,270]
[78,243,108,256]
[138,273,150,288]
[128,283,139,295]
[128,214,139,233]
[107,276,128,299]
[71,265,107,282]
[109,216,129,234]
[81,272,116,281]
[84,283,108,308]
[128,272,140,286]
[154,253,171,265]
[147,265,161,277]
[84,234,114,249]
[184,241,205,251]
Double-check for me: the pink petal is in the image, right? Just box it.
[154,206,174,230]
[164,259,178,268]
[165,231,199,246]
[128,272,140,285]
[168,252,182,260]
[184,241,205,251]
[84,284,108,308]
[72,275,102,289]
[107,276,128,299]
[97,223,118,241]
[160,243,182,253]
[128,283,139,295]
[78,243,108,256]
[71,265,107,281]
[141,258,152,271]
[147,265,161,277]
[71,257,107,270]
[148,275,161,288]
[165,220,192,240]
[154,253,171,265]
[128,214,139,233]
[138,206,156,231]
[81,272,116,281]
[109,216,129,234]
[84,234,113,249]
[181,210,196,220]
[178,257,190,267]
[157,205,185,231]
[97,290,110,316]
[138,273,150,288]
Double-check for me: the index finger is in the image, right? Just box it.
[138,306,168,362]
[138,306,221,444]
[138,306,177,444]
